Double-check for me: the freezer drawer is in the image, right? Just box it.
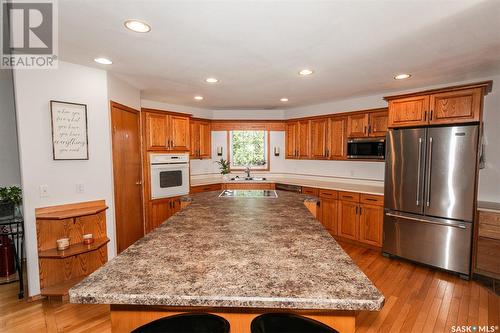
[382,211,472,275]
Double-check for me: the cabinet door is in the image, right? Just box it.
[189,121,200,158]
[169,115,190,151]
[145,113,168,150]
[388,95,429,128]
[337,200,358,240]
[369,111,388,137]
[347,113,369,138]
[359,204,383,247]
[429,88,482,125]
[199,121,211,159]
[310,118,329,159]
[297,120,310,158]
[148,199,171,232]
[320,198,338,235]
[171,198,182,215]
[329,117,346,159]
[285,122,298,159]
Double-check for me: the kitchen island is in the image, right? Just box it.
[69,190,384,332]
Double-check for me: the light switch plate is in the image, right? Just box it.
[39,185,49,198]
[76,183,85,193]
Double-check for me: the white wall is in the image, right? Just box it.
[13,61,116,296]
[108,73,141,110]
[0,69,21,186]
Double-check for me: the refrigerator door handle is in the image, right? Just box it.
[416,137,423,206]
[426,137,433,207]
[385,212,467,229]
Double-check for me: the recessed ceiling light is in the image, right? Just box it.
[194,96,204,100]
[94,57,112,65]
[299,69,314,76]
[394,73,411,80]
[124,19,151,33]
[280,98,289,102]
[205,78,218,83]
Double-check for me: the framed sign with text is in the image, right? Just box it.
[50,100,89,160]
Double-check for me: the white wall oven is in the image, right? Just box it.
[150,153,190,199]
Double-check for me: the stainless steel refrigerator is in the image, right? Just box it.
[383,124,479,277]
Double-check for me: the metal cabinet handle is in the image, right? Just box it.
[359,206,362,215]
[368,125,371,134]
[355,206,358,214]
[426,137,433,207]
[430,110,434,121]
[364,126,367,134]
[416,137,422,206]
[424,111,427,122]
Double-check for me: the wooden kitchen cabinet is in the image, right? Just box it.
[285,120,310,159]
[474,210,500,279]
[329,116,347,159]
[148,197,182,232]
[318,189,338,235]
[310,118,329,159]
[385,82,492,128]
[143,110,190,151]
[190,183,222,194]
[190,119,211,159]
[359,204,383,247]
[338,200,359,240]
[347,109,388,138]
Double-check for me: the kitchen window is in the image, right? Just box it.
[229,130,269,170]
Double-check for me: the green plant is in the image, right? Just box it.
[215,158,230,175]
[0,186,22,205]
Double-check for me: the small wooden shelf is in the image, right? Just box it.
[35,200,108,220]
[38,238,110,259]
[40,275,86,297]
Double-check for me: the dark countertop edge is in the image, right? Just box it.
[69,293,385,311]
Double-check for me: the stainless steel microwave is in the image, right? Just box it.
[347,137,385,160]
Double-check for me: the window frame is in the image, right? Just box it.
[227,130,270,171]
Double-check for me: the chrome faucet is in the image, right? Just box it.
[245,166,251,178]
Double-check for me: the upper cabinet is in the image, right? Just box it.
[285,120,310,159]
[329,116,347,159]
[385,81,492,128]
[190,119,211,159]
[143,110,191,151]
[310,118,329,159]
[347,109,388,138]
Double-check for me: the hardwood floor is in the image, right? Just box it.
[1,242,498,332]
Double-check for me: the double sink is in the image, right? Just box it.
[229,176,267,181]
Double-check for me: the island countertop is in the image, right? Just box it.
[69,190,384,311]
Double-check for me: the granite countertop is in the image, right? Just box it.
[69,191,384,311]
[191,175,384,196]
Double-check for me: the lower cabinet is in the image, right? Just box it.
[148,197,182,232]
[359,204,384,247]
[338,200,359,240]
[474,210,500,279]
[318,189,338,235]
[190,183,222,194]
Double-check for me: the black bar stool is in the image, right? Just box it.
[131,313,230,333]
[251,313,339,333]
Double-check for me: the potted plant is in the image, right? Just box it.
[0,186,22,219]
[215,158,230,180]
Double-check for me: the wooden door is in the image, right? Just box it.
[310,118,329,159]
[189,121,200,159]
[297,120,310,158]
[388,95,429,128]
[429,88,482,125]
[285,122,298,159]
[110,102,144,253]
[329,117,346,159]
[359,204,383,247]
[337,200,358,240]
[368,111,388,137]
[199,121,211,159]
[347,113,369,138]
[145,113,168,150]
[320,198,338,235]
[169,115,190,151]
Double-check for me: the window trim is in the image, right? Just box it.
[227,130,271,171]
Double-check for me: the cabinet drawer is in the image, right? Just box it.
[302,187,319,196]
[319,189,338,199]
[360,194,384,206]
[476,237,500,276]
[338,191,360,202]
[478,211,500,240]
[190,183,222,194]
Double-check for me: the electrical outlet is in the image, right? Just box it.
[39,185,49,198]
[76,183,85,193]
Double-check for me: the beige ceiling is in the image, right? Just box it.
[58,0,500,110]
